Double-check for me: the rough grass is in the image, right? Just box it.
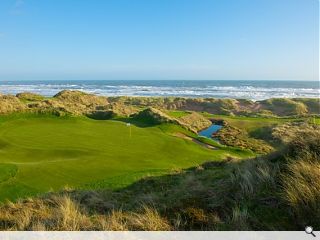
[0,95,26,114]
[214,124,274,154]
[200,113,311,152]
[16,92,45,102]
[228,128,320,229]
[202,113,293,132]
[259,98,309,116]
[178,111,212,131]
[0,195,171,231]
[282,155,320,227]
[2,91,319,117]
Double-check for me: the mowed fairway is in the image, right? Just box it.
[0,114,245,201]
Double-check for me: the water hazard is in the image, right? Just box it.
[198,124,222,138]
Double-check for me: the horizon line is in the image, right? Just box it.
[1,79,319,82]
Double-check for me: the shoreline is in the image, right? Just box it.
[0,80,318,100]
[1,90,319,100]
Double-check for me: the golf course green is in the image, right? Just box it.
[0,114,251,201]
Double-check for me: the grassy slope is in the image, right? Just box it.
[166,110,190,118]
[168,110,294,130]
[203,113,292,131]
[168,110,295,148]
[158,123,253,156]
[1,130,318,230]
[0,114,251,201]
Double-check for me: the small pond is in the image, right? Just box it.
[198,124,223,138]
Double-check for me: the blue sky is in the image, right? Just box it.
[0,0,318,80]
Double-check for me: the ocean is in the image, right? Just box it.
[0,80,319,100]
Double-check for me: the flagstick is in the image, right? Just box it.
[126,123,132,138]
[130,125,132,138]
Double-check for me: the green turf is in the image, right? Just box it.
[0,163,17,183]
[166,110,190,118]
[0,114,251,201]
[311,117,320,125]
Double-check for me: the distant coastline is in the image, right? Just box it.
[0,80,319,100]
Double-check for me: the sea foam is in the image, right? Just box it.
[0,80,319,100]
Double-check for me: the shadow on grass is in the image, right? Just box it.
[64,153,297,230]
[2,146,317,230]
[113,117,159,128]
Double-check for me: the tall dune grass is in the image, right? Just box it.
[282,153,320,227]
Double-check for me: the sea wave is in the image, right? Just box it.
[0,81,319,100]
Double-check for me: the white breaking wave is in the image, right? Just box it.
[0,82,319,100]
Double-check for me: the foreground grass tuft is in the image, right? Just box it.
[282,154,320,227]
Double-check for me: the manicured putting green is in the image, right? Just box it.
[0,114,247,201]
